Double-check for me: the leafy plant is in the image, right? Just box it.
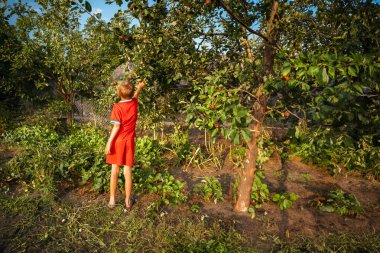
[256,134,274,168]
[309,189,363,216]
[186,75,252,145]
[135,136,163,168]
[3,123,114,193]
[272,192,299,210]
[289,126,380,178]
[168,126,192,165]
[300,172,311,181]
[133,167,187,206]
[250,171,270,208]
[190,204,201,214]
[3,125,60,148]
[193,177,224,204]
[229,146,246,168]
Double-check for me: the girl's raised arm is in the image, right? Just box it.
[133,80,146,98]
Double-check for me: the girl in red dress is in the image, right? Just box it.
[104,79,145,209]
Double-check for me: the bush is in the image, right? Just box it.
[2,124,111,194]
[3,125,60,147]
[288,126,380,179]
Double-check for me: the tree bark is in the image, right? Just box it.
[234,0,279,212]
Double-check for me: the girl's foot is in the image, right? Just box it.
[125,196,135,210]
[108,201,116,209]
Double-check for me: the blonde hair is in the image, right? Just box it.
[117,79,134,99]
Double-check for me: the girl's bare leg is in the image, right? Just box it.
[123,166,132,207]
[109,164,120,206]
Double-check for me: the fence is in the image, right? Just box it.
[73,97,111,130]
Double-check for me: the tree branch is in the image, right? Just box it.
[195,30,228,36]
[216,0,270,43]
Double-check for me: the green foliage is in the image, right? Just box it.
[190,204,200,214]
[168,126,192,165]
[3,125,61,194]
[289,125,380,178]
[135,136,163,168]
[2,123,110,193]
[250,171,270,208]
[256,134,274,168]
[186,71,252,145]
[63,125,110,192]
[272,192,299,210]
[133,167,187,206]
[23,100,72,129]
[0,193,251,253]
[229,146,246,168]
[309,189,363,216]
[193,177,224,204]
[3,125,59,147]
[300,172,311,181]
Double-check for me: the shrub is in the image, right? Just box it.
[288,126,380,179]
[2,124,111,193]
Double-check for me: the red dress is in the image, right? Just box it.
[106,98,138,166]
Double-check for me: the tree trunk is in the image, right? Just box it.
[63,91,74,125]
[234,84,268,211]
[234,0,279,212]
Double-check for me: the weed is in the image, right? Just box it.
[133,167,187,206]
[251,171,270,208]
[288,126,380,179]
[190,204,201,213]
[300,172,311,181]
[229,146,246,168]
[309,189,363,216]
[278,232,380,252]
[135,136,163,168]
[193,177,224,204]
[0,193,252,252]
[272,192,298,210]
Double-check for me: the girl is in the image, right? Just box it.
[104,79,145,209]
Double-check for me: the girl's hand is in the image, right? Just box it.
[104,142,111,155]
[138,80,146,88]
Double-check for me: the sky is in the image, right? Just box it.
[4,0,146,25]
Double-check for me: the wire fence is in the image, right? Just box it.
[73,97,111,130]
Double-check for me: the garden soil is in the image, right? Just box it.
[1,140,379,251]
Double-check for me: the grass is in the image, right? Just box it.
[278,233,380,253]
[0,192,253,253]
[1,191,379,253]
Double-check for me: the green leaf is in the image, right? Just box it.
[241,129,251,142]
[289,193,298,201]
[353,83,363,93]
[308,66,319,76]
[233,132,240,145]
[348,66,357,77]
[84,1,92,12]
[272,194,280,202]
[281,67,291,76]
[321,67,329,85]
